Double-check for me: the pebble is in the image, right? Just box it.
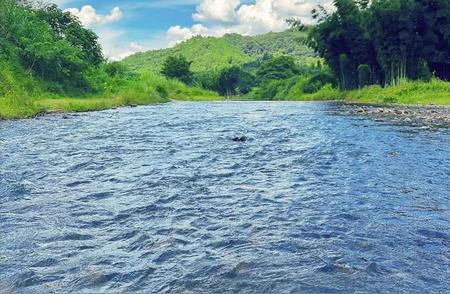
[343,103,450,128]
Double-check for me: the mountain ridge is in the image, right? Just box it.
[122,30,316,73]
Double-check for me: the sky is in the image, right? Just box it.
[54,0,332,60]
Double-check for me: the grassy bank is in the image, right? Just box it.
[1,76,449,120]
[0,73,219,119]
[286,79,450,105]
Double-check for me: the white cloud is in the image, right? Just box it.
[65,5,123,28]
[193,0,240,23]
[166,0,332,46]
[62,0,333,60]
[64,5,128,59]
[95,28,151,61]
[166,24,210,46]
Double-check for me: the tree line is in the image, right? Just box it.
[160,55,323,98]
[161,0,449,97]
[0,0,129,95]
[308,0,450,90]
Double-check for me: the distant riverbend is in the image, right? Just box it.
[0,101,449,293]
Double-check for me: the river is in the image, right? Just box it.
[0,101,449,293]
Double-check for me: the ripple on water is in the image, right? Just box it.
[0,102,449,293]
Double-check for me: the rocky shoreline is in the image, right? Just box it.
[339,102,450,128]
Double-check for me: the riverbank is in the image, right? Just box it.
[1,79,449,120]
[0,76,220,119]
[0,94,220,120]
[338,103,450,127]
[300,79,450,105]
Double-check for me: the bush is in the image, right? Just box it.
[104,62,128,77]
[193,71,219,90]
[256,56,301,82]
[161,55,193,84]
[303,71,337,93]
[257,80,285,100]
[215,66,254,96]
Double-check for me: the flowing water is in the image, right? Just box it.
[0,101,449,293]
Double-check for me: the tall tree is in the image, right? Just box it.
[308,0,450,87]
[416,0,450,80]
[161,56,193,84]
[309,0,373,89]
[35,4,104,65]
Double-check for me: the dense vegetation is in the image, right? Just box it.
[125,0,449,104]
[123,30,315,73]
[0,0,216,119]
[309,0,450,89]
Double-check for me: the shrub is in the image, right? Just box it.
[256,56,300,82]
[104,62,128,77]
[215,66,254,96]
[161,55,193,84]
[303,71,337,93]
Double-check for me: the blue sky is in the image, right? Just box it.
[56,0,331,60]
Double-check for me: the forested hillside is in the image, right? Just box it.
[123,30,315,73]
[124,0,449,104]
[0,0,216,119]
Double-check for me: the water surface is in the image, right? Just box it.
[0,102,449,293]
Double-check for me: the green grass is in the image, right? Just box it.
[2,68,448,120]
[0,72,219,119]
[344,79,450,105]
[0,94,39,119]
[285,79,450,105]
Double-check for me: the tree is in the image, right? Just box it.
[308,0,450,88]
[367,0,419,86]
[416,0,450,80]
[215,66,254,97]
[256,56,301,82]
[309,0,373,89]
[358,64,371,88]
[161,55,193,84]
[0,0,103,90]
[35,4,104,66]
[104,61,128,77]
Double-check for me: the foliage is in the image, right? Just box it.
[161,55,193,84]
[104,61,128,77]
[303,71,338,93]
[193,70,219,90]
[215,66,251,97]
[417,59,432,82]
[256,56,301,82]
[34,4,104,66]
[358,64,371,88]
[309,0,450,89]
[0,0,218,119]
[0,0,104,91]
[123,30,316,73]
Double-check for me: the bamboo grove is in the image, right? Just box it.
[308,0,450,90]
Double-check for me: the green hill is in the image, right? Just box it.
[122,30,315,73]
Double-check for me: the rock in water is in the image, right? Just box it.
[232,136,248,142]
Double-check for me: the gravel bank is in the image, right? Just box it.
[339,102,450,127]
